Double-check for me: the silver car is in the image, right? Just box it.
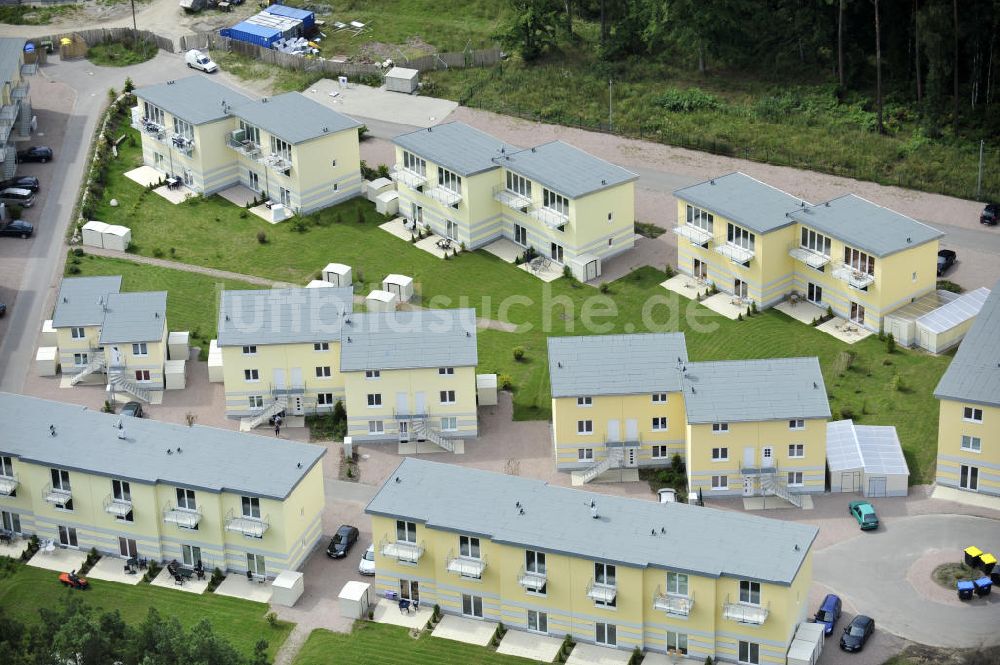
[358,544,375,576]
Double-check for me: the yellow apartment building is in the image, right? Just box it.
[339,308,479,448]
[367,458,817,663]
[0,38,34,179]
[393,122,637,281]
[673,173,943,331]
[51,276,169,402]
[133,76,362,213]
[933,279,1000,497]
[0,393,326,577]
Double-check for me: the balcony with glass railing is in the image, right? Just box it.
[653,587,694,616]
[831,262,875,289]
[379,536,425,563]
[586,577,617,604]
[723,595,770,625]
[103,493,132,518]
[493,184,531,210]
[170,133,195,155]
[0,471,17,496]
[446,550,487,578]
[673,224,714,246]
[529,204,569,230]
[43,483,72,506]
[162,503,201,529]
[715,242,755,264]
[260,152,292,175]
[390,165,427,189]
[224,509,269,538]
[427,185,462,206]
[518,566,547,591]
[788,244,830,269]
[225,133,261,158]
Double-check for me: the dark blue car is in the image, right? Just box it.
[812,593,842,635]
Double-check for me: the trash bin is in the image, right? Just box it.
[39,39,53,54]
[991,570,1000,586]
[974,577,992,597]
[957,580,975,600]
[979,552,997,575]
[964,545,983,568]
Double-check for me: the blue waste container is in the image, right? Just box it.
[957,580,975,600]
[974,577,992,597]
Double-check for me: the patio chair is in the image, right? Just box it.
[398,598,410,614]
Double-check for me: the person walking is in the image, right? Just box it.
[274,421,281,437]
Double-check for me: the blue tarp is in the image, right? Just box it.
[263,4,315,29]
[220,21,282,48]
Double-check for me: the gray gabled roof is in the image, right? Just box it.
[501,141,638,199]
[135,76,253,126]
[340,308,478,371]
[99,291,167,344]
[934,279,1000,407]
[683,357,830,424]
[367,458,817,585]
[0,393,325,500]
[235,92,360,145]
[547,334,689,398]
[787,194,943,258]
[51,276,123,328]
[393,122,515,177]
[217,287,355,347]
[672,172,805,235]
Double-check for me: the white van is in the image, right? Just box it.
[0,187,35,208]
[185,49,218,73]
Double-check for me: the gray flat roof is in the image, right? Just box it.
[934,279,1000,407]
[340,308,478,371]
[788,194,943,258]
[99,291,167,344]
[683,357,831,424]
[0,38,24,81]
[236,92,360,145]
[0,393,325,499]
[672,172,805,234]
[547,334,689,398]
[51,276,122,328]
[135,76,253,126]
[393,122,515,177]
[501,141,638,199]
[217,287,354,347]
[826,419,908,476]
[367,458,816,585]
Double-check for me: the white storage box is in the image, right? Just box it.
[82,221,109,248]
[322,263,352,287]
[41,319,57,347]
[272,570,305,607]
[35,346,58,376]
[338,580,371,619]
[207,339,224,383]
[168,331,190,361]
[381,274,413,303]
[476,373,498,406]
[306,279,334,288]
[375,190,399,216]
[385,67,419,94]
[102,224,131,251]
[165,359,186,390]
[366,177,394,203]
[365,289,398,312]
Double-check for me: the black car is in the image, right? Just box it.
[0,176,39,192]
[326,525,359,558]
[840,615,875,652]
[16,146,53,163]
[121,401,143,418]
[0,220,33,238]
[981,203,999,226]
[0,303,6,317]
[937,249,957,276]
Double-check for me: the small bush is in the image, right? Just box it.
[886,332,896,354]
[599,282,609,294]
[257,230,268,244]
[654,87,722,112]
[498,374,513,390]
[239,210,248,219]
[208,567,225,592]
[664,263,674,278]
[67,265,81,275]
[750,301,758,314]
[72,247,84,257]
[512,346,525,361]
[265,611,279,627]
[152,248,164,258]
[839,406,856,420]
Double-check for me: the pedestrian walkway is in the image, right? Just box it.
[82,247,297,287]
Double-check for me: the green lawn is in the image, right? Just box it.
[93,128,951,482]
[0,4,76,25]
[294,623,537,665]
[87,39,158,67]
[0,561,291,660]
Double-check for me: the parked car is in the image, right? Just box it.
[849,500,879,530]
[981,203,999,226]
[0,187,35,208]
[0,176,39,192]
[326,525,359,559]
[0,219,33,238]
[937,249,957,276]
[16,146,53,163]
[120,401,144,418]
[840,615,875,652]
[811,593,842,636]
[358,544,375,576]
[0,302,6,317]
[185,49,218,73]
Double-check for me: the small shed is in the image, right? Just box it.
[35,346,58,376]
[207,339,224,383]
[786,621,824,665]
[338,580,371,619]
[566,253,602,282]
[365,177,394,203]
[306,279,334,289]
[476,373,498,406]
[375,190,399,216]
[82,221,109,248]
[385,67,419,94]
[322,263,352,286]
[365,289,398,312]
[913,287,991,353]
[165,359,186,390]
[272,570,305,607]
[41,319,57,347]
[382,274,413,303]
[102,225,132,252]
[827,419,909,497]
[168,331,189,361]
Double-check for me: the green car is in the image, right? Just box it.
[849,500,879,530]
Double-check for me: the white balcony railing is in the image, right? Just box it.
[0,472,17,496]
[831,262,875,289]
[390,166,427,189]
[586,578,617,604]
[104,493,132,518]
[427,185,462,206]
[163,503,201,529]
[225,135,261,158]
[723,595,769,625]
[493,185,531,210]
[673,224,713,246]
[380,536,425,563]
[260,152,292,175]
[788,246,830,269]
[224,509,269,538]
[529,205,569,230]
[171,134,195,155]
[715,243,755,264]
[653,587,694,616]
[43,483,72,506]
[518,566,547,591]
[446,551,487,578]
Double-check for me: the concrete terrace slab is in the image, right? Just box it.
[304,78,457,129]
[153,184,196,205]
[565,643,632,665]
[431,614,496,646]
[371,599,432,629]
[700,292,748,320]
[415,235,453,259]
[217,184,258,208]
[816,317,874,344]
[641,653,706,665]
[124,165,163,188]
[496,629,563,662]
[660,274,708,301]
[86,556,143,585]
[26,546,88,572]
[482,238,522,264]
[214,572,273,603]
[149,566,209,594]
[932,485,1000,512]
[519,259,562,282]
[774,299,826,325]
[0,538,26,559]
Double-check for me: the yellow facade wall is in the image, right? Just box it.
[935,399,1000,497]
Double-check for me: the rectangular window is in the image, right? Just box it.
[318,393,334,406]
[367,394,382,407]
[652,417,668,431]
[525,550,546,574]
[181,544,202,567]
[314,342,329,351]
[112,479,131,502]
[961,436,982,452]
[315,366,331,378]
[712,447,728,460]
[279,187,291,206]
[238,120,260,146]
[577,420,593,434]
[666,631,688,655]
[686,204,714,232]
[844,246,876,276]
[594,562,616,586]
[460,535,481,559]
[727,223,755,251]
[578,448,594,461]
[739,580,761,605]
[461,594,483,618]
[439,367,454,375]
[57,525,78,547]
[789,419,805,430]
[739,641,760,665]
[437,166,462,193]
[652,393,667,403]
[787,471,803,486]
[70,327,86,339]
[666,572,688,596]
[242,345,257,355]
[173,117,193,140]
[651,445,668,459]
[270,136,292,161]
[396,520,417,543]
[176,488,197,511]
[132,342,148,356]
[143,102,165,126]
[964,407,984,423]
[506,171,531,197]
[800,228,832,256]
[241,496,261,519]
[440,417,457,431]
[711,475,728,490]
[135,370,151,382]
[402,151,426,176]
[712,423,729,433]
[248,395,263,409]
[368,420,384,434]
[73,353,88,366]
[0,456,12,477]
[543,188,569,216]
[527,609,548,633]
[595,622,617,646]
[51,468,71,492]
[365,369,380,379]
[439,390,456,404]
[788,444,805,458]
[244,369,259,382]
[577,396,592,407]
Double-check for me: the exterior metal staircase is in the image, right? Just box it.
[70,355,106,385]
[760,471,803,508]
[244,397,288,430]
[578,447,624,484]
[412,418,454,452]
[108,372,152,403]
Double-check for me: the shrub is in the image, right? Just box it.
[512,346,525,361]
[152,247,164,258]
[410,234,418,243]
[599,282,609,294]
[357,125,369,140]
[123,76,134,93]
[839,406,856,420]
[239,210,248,219]
[72,247,84,257]
[654,87,722,112]
[737,313,743,321]
[356,207,365,224]
[67,265,81,275]
[256,230,268,244]
[664,263,674,278]
[751,301,758,314]
[886,332,896,354]
[265,611,279,627]
[498,374,513,390]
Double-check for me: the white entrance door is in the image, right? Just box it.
[290,367,303,390]
[412,204,423,224]
[248,169,259,192]
[550,242,564,263]
[742,476,754,497]
[514,224,527,246]
[585,260,599,281]
[743,447,755,468]
[734,279,748,299]
[446,220,459,240]
[960,465,979,491]
[414,392,426,415]
[58,526,78,548]
[247,553,266,577]
[398,421,409,443]
[761,446,774,469]
[399,579,419,602]
[624,447,637,467]
[693,258,707,279]
[462,594,484,618]
[118,536,138,559]
[850,302,866,325]
[607,420,621,443]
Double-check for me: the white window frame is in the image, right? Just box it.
[666,631,688,655]
[787,471,804,486]
[270,135,292,162]
[244,369,260,382]
[960,435,981,452]
[577,420,594,435]
[788,419,805,430]
[368,420,384,434]
[800,228,831,256]
[439,390,456,404]
[315,366,331,378]
[738,641,760,665]
[686,204,714,232]
[711,475,728,490]
[440,416,458,431]
[652,393,667,403]
[238,120,260,146]
[711,447,728,461]
[727,223,755,251]
[666,571,688,596]
[318,393,334,406]
[844,246,876,275]
[527,609,547,633]
[595,622,617,646]
[459,535,481,559]
[241,496,261,519]
[652,417,668,431]
[439,367,454,375]
[543,188,569,216]
[314,342,329,351]
[578,448,594,461]
[712,422,729,433]
[963,406,984,423]
[788,444,805,458]
[506,171,531,198]
[577,396,592,407]
[651,445,668,459]
[402,151,426,176]
[739,580,761,605]
[173,117,193,140]
[365,369,380,379]
[70,327,86,339]
[437,166,462,193]
[396,520,417,543]
[248,395,263,409]
[176,487,197,511]
[242,345,257,355]
[73,353,88,366]
[367,394,382,408]
[131,342,148,356]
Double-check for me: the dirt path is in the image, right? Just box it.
[82,246,298,287]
